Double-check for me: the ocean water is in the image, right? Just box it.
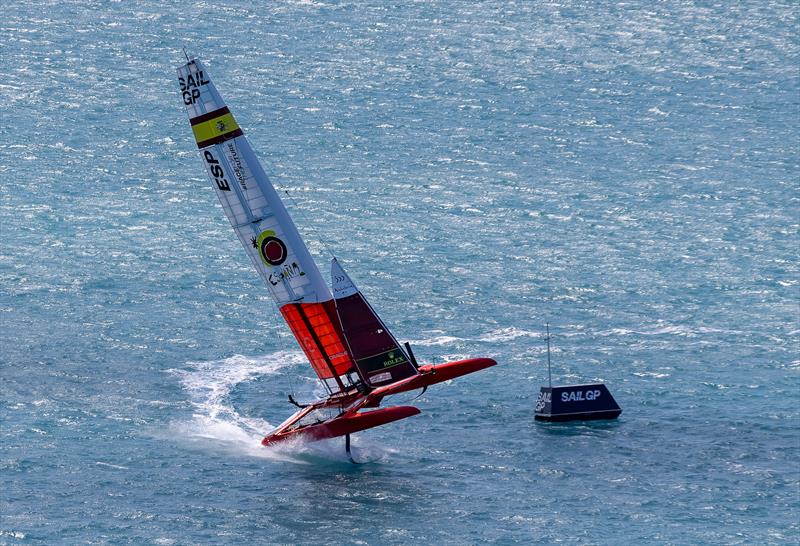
[1,0,798,544]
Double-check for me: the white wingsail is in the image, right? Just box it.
[177,58,359,393]
[177,58,330,305]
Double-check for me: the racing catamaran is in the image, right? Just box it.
[176,57,496,453]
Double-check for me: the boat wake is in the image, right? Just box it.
[165,351,305,462]
[268,436,393,465]
[165,351,391,464]
[164,332,486,463]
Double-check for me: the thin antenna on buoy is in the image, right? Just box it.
[545,322,552,388]
[182,47,190,62]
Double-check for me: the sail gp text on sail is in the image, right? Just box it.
[179,71,210,105]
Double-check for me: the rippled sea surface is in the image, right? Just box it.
[2,1,798,544]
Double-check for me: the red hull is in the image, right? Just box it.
[261,357,497,446]
[261,406,420,446]
[377,357,497,397]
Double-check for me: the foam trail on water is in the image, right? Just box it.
[166,351,307,462]
[165,351,394,464]
[268,436,392,465]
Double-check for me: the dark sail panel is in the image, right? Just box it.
[331,259,419,387]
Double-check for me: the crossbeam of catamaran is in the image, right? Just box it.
[176,57,496,450]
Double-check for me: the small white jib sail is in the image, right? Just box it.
[176,58,419,394]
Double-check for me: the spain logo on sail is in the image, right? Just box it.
[255,230,288,266]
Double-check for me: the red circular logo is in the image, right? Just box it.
[260,236,287,266]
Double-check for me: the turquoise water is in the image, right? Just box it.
[2,1,798,544]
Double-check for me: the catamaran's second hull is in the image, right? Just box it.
[261,406,422,446]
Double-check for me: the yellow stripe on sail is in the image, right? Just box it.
[191,112,240,145]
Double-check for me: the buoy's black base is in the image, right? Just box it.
[535,383,621,422]
[535,410,621,422]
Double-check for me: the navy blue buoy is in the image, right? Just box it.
[534,324,622,422]
[534,383,622,421]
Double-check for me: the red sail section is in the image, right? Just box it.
[280,301,358,391]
